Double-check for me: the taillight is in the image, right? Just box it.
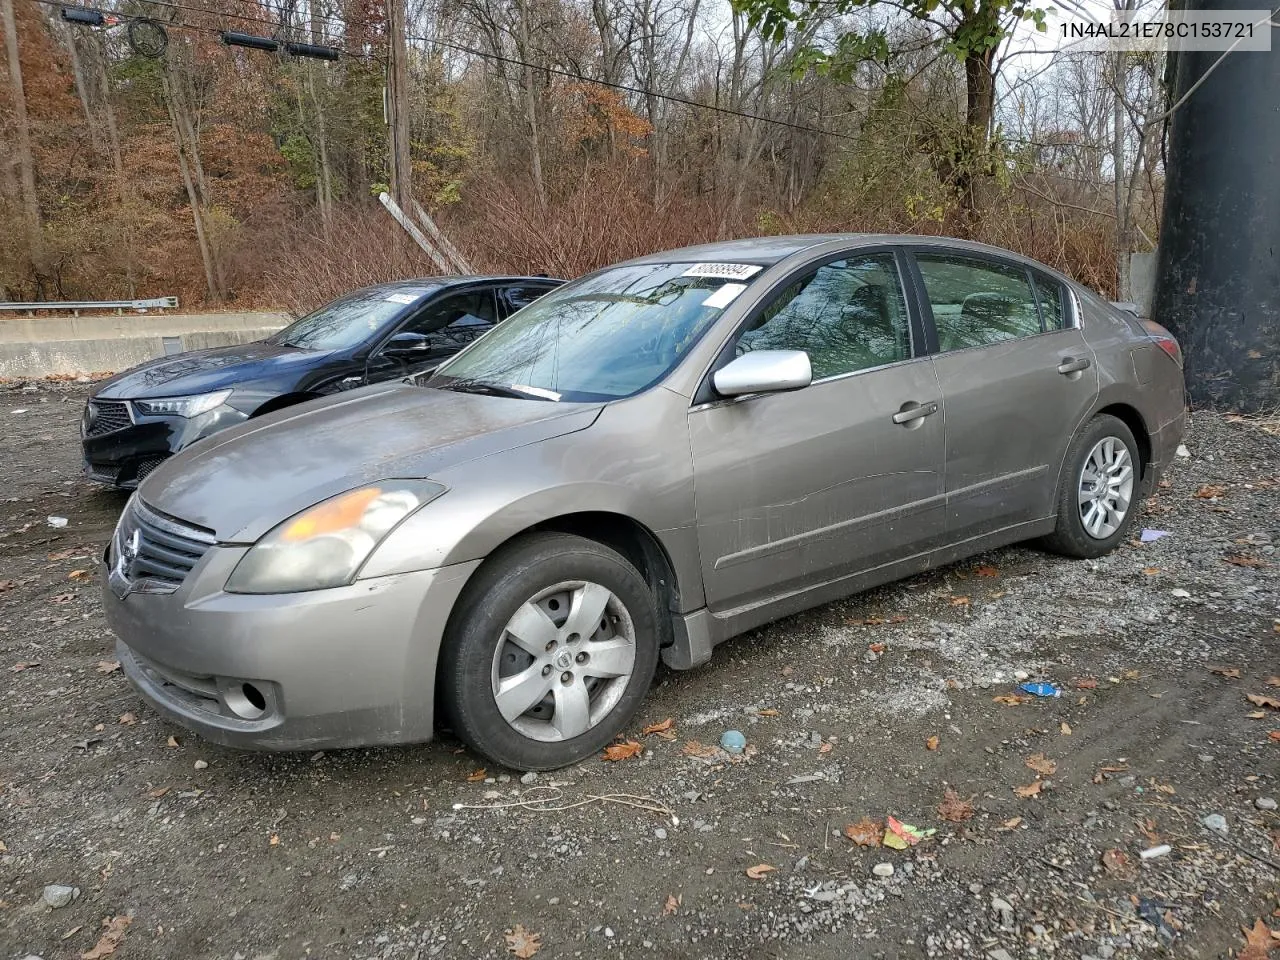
[1141,319,1183,368]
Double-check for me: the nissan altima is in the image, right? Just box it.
[101,235,1185,770]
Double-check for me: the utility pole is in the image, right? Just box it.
[1153,0,1280,411]
[386,0,412,209]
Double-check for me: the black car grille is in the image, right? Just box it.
[135,456,168,481]
[112,498,217,591]
[86,399,132,437]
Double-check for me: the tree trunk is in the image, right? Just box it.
[309,0,334,227]
[1,0,42,265]
[516,0,546,206]
[387,0,413,208]
[957,45,996,214]
[163,72,221,302]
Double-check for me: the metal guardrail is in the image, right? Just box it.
[0,296,179,316]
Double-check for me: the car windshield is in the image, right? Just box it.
[429,262,760,401]
[269,286,437,351]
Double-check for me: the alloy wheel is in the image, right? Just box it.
[1077,437,1134,539]
[490,580,636,742]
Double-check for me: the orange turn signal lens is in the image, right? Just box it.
[281,487,383,542]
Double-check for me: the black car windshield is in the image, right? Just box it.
[429,262,761,401]
[270,285,437,350]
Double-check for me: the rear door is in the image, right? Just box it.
[907,249,1099,540]
[689,250,947,614]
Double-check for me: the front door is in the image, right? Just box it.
[689,251,946,614]
[910,252,1100,541]
[365,288,501,383]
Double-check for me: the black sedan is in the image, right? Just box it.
[81,275,562,488]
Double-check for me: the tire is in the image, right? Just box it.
[1041,413,1143,558]
[439,532,661,770]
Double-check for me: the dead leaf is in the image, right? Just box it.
[1074,677,1099,689]
[50,593,75,604]
[269,833,280,846]
[10,661,40,672]
[757,708,779,717]
[1249,711,1268,719]
[1101,848,1131,876]
[1193,483,1227,499]
[1025,753,1057,776]
[949,596,970,606]
[745,863,776,879]
[1239,918,1278,960]
[1210,665,1242,679]
[1266,676,1280,687]
[1142,567,1161,575]
[975,565,999,577]
[682,740,720,758]
[1014,781,1044,798]
[0,579,16,592]
[95,660,120,674]
[1268,731,1280,742]
[117,712,137,726]
[466,768,487,782]
[504,923,542,959]
[662,894,680,916]
[68,569,90,580]
[843,817,882,847]
[993,694,1031,706]
[603,739,643,761]
[82,915,131,959]
[818,741,833,754]
[925,735,940,751]
[937,787,975,822]
[1000,817,1022,830]
[1247,694,1280,710]
[147,786,170,798]
[165,735,180,748]
[641,718,674,736]
[1225,554,1268,568]
[1060,721,1073,735]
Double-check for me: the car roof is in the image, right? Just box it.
[372,275,564,293]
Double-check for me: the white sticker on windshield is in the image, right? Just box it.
[385,292,419,305]
[702,282,747,310]
[682,262,762,280]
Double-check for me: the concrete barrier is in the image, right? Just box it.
[0,312,289,378]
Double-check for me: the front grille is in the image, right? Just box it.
[86,399,132,437]
[135,456,167,481]
[112,498,217,591]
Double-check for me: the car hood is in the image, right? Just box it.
[138,384,604,542]
[92,341,316,399]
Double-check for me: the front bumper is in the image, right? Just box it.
[103,544,481,750]
[81,402,247,488]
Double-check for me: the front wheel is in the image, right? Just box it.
[439,533,660,770]
[1041,413,1142,558]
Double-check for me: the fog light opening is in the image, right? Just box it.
[221,680,268,720]
[242,682,267,711]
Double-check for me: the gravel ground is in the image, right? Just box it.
[1,379,1278,960]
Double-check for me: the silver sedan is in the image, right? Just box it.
[101,235,1186,769]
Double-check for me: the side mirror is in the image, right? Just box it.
[713,350,812,397]
[384,332,430,356]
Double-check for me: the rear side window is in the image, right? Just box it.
[915,255,1041,352]
[1031,272,1066,330]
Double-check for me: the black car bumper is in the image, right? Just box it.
[81,399,248,488]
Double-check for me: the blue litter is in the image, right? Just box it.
[720,730,747,754]
[1018,682,1062,698]
[1141,529,1171,543]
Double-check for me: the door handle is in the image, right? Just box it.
[892,401,939,425]
[1057,357,1091,375]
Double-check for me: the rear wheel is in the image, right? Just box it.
[439,533,660,770]
[1041,413,1142,558]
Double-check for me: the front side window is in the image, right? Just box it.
[915,255,1041,352]
[733,254,911,380]
[430,262,761,402]
[398,291,499,347]
[269,285,437,351]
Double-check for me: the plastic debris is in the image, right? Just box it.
[1201,813,1229,835]
[1140,529,1172,542]
[1171,588,1191,598]
[1139,843,1172,860]
[1137,897,1176,940]
[719,730,746,755]
[47,516,68,528]
[871,862,894,877]
[883,815,936,850]
[1017,682,1061,698]
[1175,444,1190,458]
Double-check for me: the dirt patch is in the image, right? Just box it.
[2,380,1277,959]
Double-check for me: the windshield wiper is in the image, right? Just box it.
[438,378,551,400]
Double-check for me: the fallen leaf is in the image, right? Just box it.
[1101,848,1131,876]
[641,718,674,736]
[147,786,170,798]
[1074,677,1099,690]
[682,740,720,758]
[466,768,487,782]
[1000,817,1022,829]
[603,739,643,761]
[843,817,882,846]
[868,642,886,653]
[82,915,131,959]
[1151,780,1176,795]
[1014,781,1044,798]
[165,735,180,748]
[69,569,90,580]
[949,596,970,606]
[993,694,1031,706]
[50,593,75,604]
[745,863,776,879]
[937,787,975,822]
[1247,694,1280,710]
[1269,731,1280,742]
[117,712,137,726]
[756,708,779,717]
[1249,711,1268,719]
[504,923,542,959]
[1060,721,1073,735]
[269,833,280,845]
[975,565,999,577]
[1209,665,1243,679]
[1239,918,1277,960]
[0,579,16,592]
[1193,483,1227,499]
[1025,753,1057,776]
[329,832,340,841]
[1225,554,1268,568]
[884,816,935,848]
[1267,676,1280,688]
[818,741,833,754]
[1142,567,1161,575]
[95,660,120,674]
[10,661,40,672]
[662,894,680,916]
[925,735,940,751]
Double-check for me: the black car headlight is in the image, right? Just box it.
[225,481,445,594]
[133,389,232,418]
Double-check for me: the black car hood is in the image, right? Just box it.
[92,341,319,399]
[138,384,604,542]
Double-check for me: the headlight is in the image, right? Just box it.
[133,389,232,418]
[225,480,445,594]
